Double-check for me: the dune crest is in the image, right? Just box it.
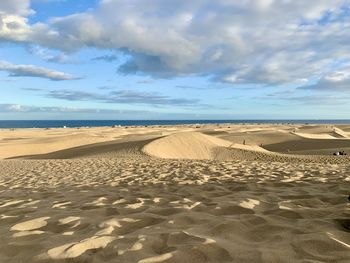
[143,132,232,159]
[143,132,270,160]
[333,127,349,138]
[294,132,339,139]
[292,126,350,140]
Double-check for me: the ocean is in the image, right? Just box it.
[1,120,350,129]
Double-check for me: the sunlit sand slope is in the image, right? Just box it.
[143,132,232,159]
[0,159,349,263]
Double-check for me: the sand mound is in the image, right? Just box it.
[143,132,232,159]
[294,132,339,139]
[333,127,349,138]
[293,125,350,140]
[218,130,301,146]
[12,138,155,160]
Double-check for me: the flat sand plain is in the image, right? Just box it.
[0,124,349,262]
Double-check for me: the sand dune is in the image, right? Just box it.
[0,128,118,159]
[1,124,350,262]
[295,125,334,134]
[0,126,167,159]
[12,137,156,160]
[263,138,350,154]
[333,127,350,138]
[217,129,302,146]
[293,125,350,139]
[294,132,339,139]
[143,132,232,159]
[143,132,271,160]
[4,126,350,163]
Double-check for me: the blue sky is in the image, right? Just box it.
[1,0,350,120]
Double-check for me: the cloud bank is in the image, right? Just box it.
[0,0,32,16]
[1,0,350,87]
[0,103,147,114]
[300,67,350,91]
[47,89,200,107]
[0,60,79,80]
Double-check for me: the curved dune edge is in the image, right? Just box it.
[229,143,270,153]
[142,132,269,160]
[293,127,349,140]
[293,132,339,139]
[0,133,119,159]
[142,132,350,164]
[333,127,349,138]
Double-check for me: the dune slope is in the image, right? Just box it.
[143,132,232,159]
[10,138,155,160]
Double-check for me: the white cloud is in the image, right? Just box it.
[324,71,350,82]
[46,89,201,107]
[28,46,72,63]
[300,67,350,91]
[0,60,79,80]
[0,0,33,16]
[0,14,31,42]
[0,0,33,42]
[0,103,147,114]
[1,0,350,86]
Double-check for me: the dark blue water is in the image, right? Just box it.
[1,120,350,129]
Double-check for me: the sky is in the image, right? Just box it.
[1,0,350,120]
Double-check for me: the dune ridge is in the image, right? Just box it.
[143,132,232,159]
[142,131,350,164]
[143,132,270,160]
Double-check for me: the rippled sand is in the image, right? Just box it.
[0,159,349,262]
[0,124,350,262]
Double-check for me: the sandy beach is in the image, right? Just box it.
[0,124,349,262]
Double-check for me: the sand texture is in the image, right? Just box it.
[0,124,350,262]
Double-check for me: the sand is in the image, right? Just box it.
[0,124,350,262]
[143,132,232,159]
